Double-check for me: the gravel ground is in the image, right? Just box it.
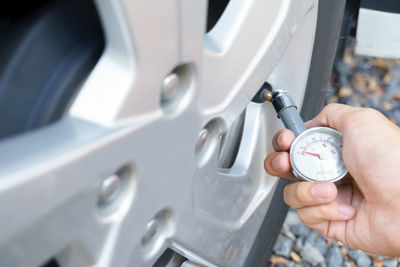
[269,37,400,267]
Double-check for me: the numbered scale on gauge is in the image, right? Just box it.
[290,127,347,182]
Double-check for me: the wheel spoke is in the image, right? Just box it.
[0,118,115,266]
[200,0,315,121]
[70,0,207,125]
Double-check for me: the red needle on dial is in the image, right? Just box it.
[304,151,320,158]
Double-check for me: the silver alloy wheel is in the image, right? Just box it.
[0,0,318,266]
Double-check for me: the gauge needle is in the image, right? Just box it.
[304,151,321,158]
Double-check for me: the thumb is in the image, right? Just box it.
[305,103,359,133]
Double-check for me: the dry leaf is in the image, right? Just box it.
[290,251,301,263]
[383,72,392,84]
[269,255,289,267]
[341,247,348,260]
[344,50,357,67]
[393,92,400,101]
[353,73,368,91]
[371,58,389,73]
[338,87,353,98]
[327,96,339,104]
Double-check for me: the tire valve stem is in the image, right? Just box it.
[261,90,273,102]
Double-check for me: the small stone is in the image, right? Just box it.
[338,86,353,98]
[383,258,398,267]
[302,261,314,267]
[287,261,302,267]
[358,59,373,73]
[343,260,353,267]
[370,253,389,262]
[314,237,328,256]
[290,251,301,263]
[326,245,344,267]
[339,74,351,86]
[304,230,319,245]
[284,209,301,227]
[335,61,353,75]
[294,236,304,253]
[353,73,368,89]
[367,93,382,108]
[273,235,292,258]
[347,249,372,267]
[386,80,400,95]
[300,242,325,266]
[269,255,290,265]
[282,224,296,241]
[289,224,310,237]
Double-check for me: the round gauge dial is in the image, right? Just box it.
[290,127,347,182]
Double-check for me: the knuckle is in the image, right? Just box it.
[264,155,275,174]
[355,107,381,120]
[363,107,380,115]
[323,103,339,112]
[317,204,331,218]
[282,185,292,205]
[294,183,309,204]
[297,209,310,225]
[283,184,299,207]
[283,192,290,206]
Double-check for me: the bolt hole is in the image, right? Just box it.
[97,165,134,217]
[195,119,224,167]
[160,64,195,114]
[141,209,174,257]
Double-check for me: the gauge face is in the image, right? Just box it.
[290,127,347,182]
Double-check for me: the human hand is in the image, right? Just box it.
[264,103,400,256]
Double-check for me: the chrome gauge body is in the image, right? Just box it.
[290,127,347,182]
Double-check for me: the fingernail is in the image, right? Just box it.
[339,204,355,217]
[311,183,332,200]
[277,133,283,148]
[272,155,281,171]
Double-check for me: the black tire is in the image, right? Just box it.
[0,0,104,139]
[243,1,347,266]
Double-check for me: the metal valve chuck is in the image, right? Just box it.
[263,89,307,136]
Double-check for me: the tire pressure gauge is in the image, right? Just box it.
[290,127,347,182]
[263,89,347,182]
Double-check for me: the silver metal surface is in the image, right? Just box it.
[162,73,180,102]
[99,174,121,205]
[271,89,296,114]
[0,0,318,266]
